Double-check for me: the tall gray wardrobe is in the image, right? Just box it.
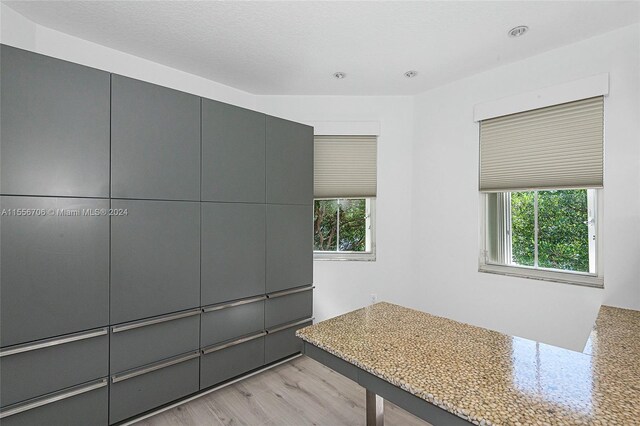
[0,45,314,425]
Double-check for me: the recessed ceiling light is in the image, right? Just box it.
[333,72,346,79]
[404,70,418,78]
[508,26,529,38]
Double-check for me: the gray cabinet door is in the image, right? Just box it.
[111,75,200,201]
[110,199,200,324]
[265,288,313,329]
[201,299,265,347]
[109,354,199,424]
[200,335,264,389]
[110,310,200,374]
[0,45,110,197]
[265,320,312,364]
[265,116,313,205]
[266,204,313,293]
[0,380,108,426]
[0,196,109,347]
[201,203,265,305]
[201,100,265,202]
[0,329,108,407]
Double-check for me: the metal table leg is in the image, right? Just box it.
[366,389,384,426]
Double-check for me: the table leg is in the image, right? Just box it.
[366,389,384,426]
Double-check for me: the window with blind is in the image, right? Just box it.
[313,135,377,260]
[479,97,604,287]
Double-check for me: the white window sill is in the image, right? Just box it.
[314,252,376,262]
[479,263,603,288]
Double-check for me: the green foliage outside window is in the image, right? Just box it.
[314,199,338,251]
[511,190,589,272]
[510,192,535,266]
[314,199,367,252]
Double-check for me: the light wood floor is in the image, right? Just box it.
[136,355,430,426]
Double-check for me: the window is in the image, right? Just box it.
[478,97,604,286]
[482,189,601,285]
[313,136,377,260]
[314,198,375,259]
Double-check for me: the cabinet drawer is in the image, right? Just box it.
[0,328,108,407]
[265,319,312,364]
[200,333,265,389]
[110,309,200,373]
[109,351,200,424]
[265,286,313,329]
[0,378,108,426]
[201,296,265,347]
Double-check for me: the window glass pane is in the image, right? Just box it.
[486,193,500,262]
[510,191,535,267]
[338,199,367,252]
[537,190,589,272]
[314,199,338,251]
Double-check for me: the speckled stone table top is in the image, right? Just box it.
[296,302,640,426]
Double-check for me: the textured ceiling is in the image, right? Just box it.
[3,1,639,95]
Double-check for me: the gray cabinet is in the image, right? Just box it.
[0,328,108,407]
[200,334,264,389]
[265,286,313,329]
[109,353,199,424]
[265,319,312,364]
[201,100,265,202]
[110,199,200,324]
[111,75,200,201]
[201,203,265,305]
[0,196,110,347]
[0,45,110,198]
[1,47,315,424]
[266,204,313,293]
[201,297,265,347]
[0,379,108,426]
[265,116,313,205]
[110,309,200,374]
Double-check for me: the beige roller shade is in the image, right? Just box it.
[479,96,604,192]
[314,135,377,198]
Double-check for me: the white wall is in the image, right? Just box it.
[0,4,256,109]
[255,96,417,322]
[2,4,638,351]
[412,23,640,351]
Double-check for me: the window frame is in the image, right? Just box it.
[478,189,604,288]
[313,197,376,262]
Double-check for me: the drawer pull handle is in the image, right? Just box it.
[202,331,266,355]
[267,285,314,299]
[0,328,108,358]
[267,318,314,334]
[0,378,107,419]
[111,351,200,383]
[203,295,266,313]
[111,308,201,333]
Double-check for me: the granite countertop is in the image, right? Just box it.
[296,302,640,426]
